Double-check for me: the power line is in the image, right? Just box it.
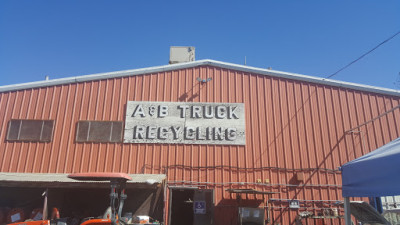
[326,30,400,79]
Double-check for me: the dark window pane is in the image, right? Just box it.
[76,121,123,143]
[6,120,54,142]
[41,120,54,141]
[88,122,112,142]
[76,121,90,142]
[20,120,42,140]
[111,122,123,142]
[7,120,21,140]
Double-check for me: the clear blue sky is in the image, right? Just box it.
[1,1,399,89]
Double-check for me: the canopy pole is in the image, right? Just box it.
[344,197,352,225]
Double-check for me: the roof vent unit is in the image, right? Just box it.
[169,46,195,64]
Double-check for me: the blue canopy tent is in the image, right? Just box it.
[341,137,400,224]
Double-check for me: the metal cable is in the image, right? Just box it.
[326,30,400,79]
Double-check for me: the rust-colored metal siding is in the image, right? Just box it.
[1,65,400,224]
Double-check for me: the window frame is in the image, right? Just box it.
[6,119,54,142]
[75,120,124,143]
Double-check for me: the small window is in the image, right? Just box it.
[76,121,123,143]
[7,119,54,142]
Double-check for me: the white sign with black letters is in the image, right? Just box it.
[289,200,300,209]
[124,101,245,145]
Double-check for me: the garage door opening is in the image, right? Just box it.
[0,173,166,224]
[0,186,164,223]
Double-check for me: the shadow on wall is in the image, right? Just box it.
[178,80,207,102]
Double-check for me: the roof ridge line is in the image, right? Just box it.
[1,59,400,97]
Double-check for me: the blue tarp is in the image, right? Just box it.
[341,137,400,197]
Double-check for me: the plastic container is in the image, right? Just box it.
[7,208,25,223]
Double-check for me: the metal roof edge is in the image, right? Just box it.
[204,60,400,97]
[0,60,209,93]
[1,59,400,97]
[0,172,166,184]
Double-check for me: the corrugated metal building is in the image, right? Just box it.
[1,55,400,225]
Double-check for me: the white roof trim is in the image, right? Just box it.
[0,172,166,184]
[1,59,400,97]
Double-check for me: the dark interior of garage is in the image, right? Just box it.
[0,186,163,224]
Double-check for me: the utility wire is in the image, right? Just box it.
[346,104,400,133]
[326,30,400,79]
